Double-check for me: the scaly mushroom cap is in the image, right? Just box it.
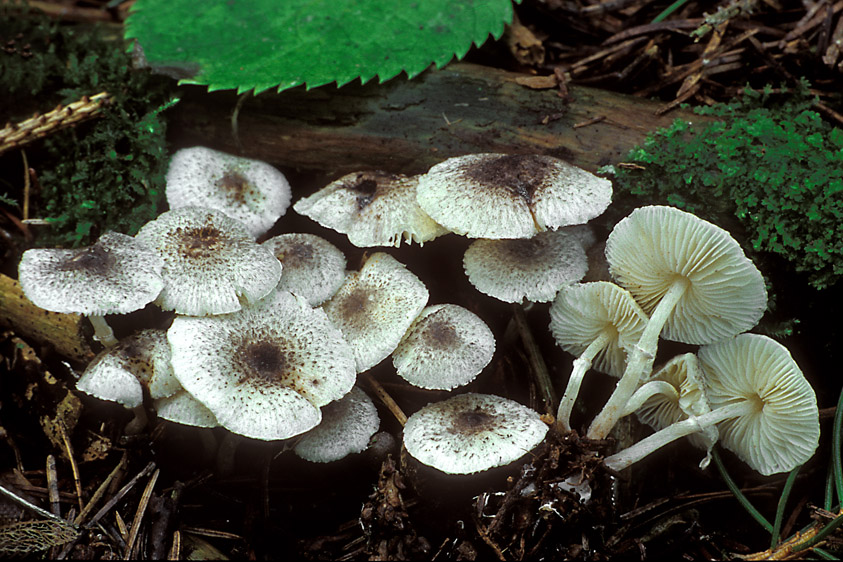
[167,289,357,440]
[77,329,180,407]
[135,207,282,316]
[416,153,612,239]
[464,229,588,303]
[698,333,819,476]
[261,233,346,306]
[293,170,448,247]
[403,393,548,475]
[392,304,496,390]
[293,387,380,463]
[18,232,164,316]
[549,282,648,378]
[166,146,291,239]
[635,353,718,451]
[605,206,767,345]
[321,252,429,372]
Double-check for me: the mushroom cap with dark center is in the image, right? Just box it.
[262,233,346,306]
[392,304,495,390]
[294,387,380,463]
[322,252,429,372]
[697,333,819,476]
[135,207,282,316]
[18,232,164,316]
[77,329,180,407]
[166,146,291,238]
[463,229,588,303]
[605,205,767,345]
[168,289,357,440]
[416,153,612,239]
[403,393,548,474]
[293,170,448,247]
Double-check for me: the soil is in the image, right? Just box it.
[1,0,842,560]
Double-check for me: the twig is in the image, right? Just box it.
[124,468,160,559]
[46,455,60,518]
[73,453,128,526]
[513,304,556,417]
[364,374,408,426]
[83,461,156,530]
[0,482,75,526]
[58,423,84,513]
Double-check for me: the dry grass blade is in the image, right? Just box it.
[83,461,156,530]
[124,468,160,559]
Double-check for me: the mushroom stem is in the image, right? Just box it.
[556,329,613,433]
[587,277,690,440]
[514,304,556,417]
[88,315,118,348]
[621,380,680,417]
[603,399,752,472]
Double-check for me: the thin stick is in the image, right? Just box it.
[21,149,30,221]
[364,374,407,426]
[74,453,128,526]
[46,454,61,517]
[513,304,556,417]
[168,530,181,560]
[0,482,74,525]
[58,424,84,512]
[124,468,160,559]
[84,461,156,530]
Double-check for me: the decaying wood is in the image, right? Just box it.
[168,62,714,177]
[0,273,94,364]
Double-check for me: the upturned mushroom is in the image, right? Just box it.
[549,282,648,433]
[167,289,357,440]
[321,252,429,372]
[391,304,495,390]
[135,207,282,316]
[603,335,819,475]
[18,232,164,347]
[463,229,588,303]
[166,146,292,239]
[293,170,448,247]
[416,153,612,239]
[587,206,767,440]
[403,393,549,475]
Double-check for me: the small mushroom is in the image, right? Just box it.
[549,282,648,433]
[416,153,612,239]
[392,304,495,390]
[135,207,282,316]
[403,393,548,475]
[261,233,346,306]
[463,229,588,303]
[293,387,380,463]
[603,335,819,475]
[166,146,292,239]
[167,289,357,440]
[321,252,429,372]
[293,170,448,247]
[18,232,164,346]
[587,206,767,440]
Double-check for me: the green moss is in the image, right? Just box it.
[1,3,175,246]
[613,82,843,290]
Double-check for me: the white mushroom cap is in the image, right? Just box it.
[154,390,219,429]
[18,232,164,316]
[135,207,282,316]
[321,252,429,372]
[261,233,346,306]
[416,153,612,239]
[166,146,292,239]
[76,329,180,407]
[634,353,718,452]
[167,289,357,440]
[463,229,588,303]
[293,170,448,247]
[698,333,819,476]
[392,304,495,390]
[605,205,767,345]
[293,387,380,463]
[549,282,648,378]
[403,393,548,475]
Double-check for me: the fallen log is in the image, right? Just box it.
[168,61,713,176]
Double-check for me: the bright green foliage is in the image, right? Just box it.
[614,84,843,289]
[125,0,518,94]
[0,5,174,247]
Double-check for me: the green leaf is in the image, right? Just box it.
[126,0,517,94]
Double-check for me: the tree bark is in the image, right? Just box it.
[168,61,713,177]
